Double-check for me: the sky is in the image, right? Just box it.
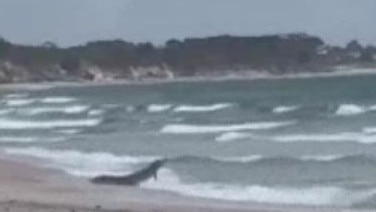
[0,0,375,47]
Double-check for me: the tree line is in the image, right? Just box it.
[0,33,375,82]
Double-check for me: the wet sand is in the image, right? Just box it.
[0,155,373,212]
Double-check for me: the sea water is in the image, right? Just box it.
[2,74,376,208]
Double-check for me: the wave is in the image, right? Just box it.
[142,168,374,206]
[147,104,172,113]
[161,121,294,134]
[0,136,65,143]
[0,109,14,116]
[173,103,233,113]
[20,105,90,115]
[215,132,252,142]
[0,118,102,129]
[211,155,263,163]
[4,93,28,99]
[39,96,76,104]
[88,109,105,116]
[272,105,299,114]
[56,129,82,134]
[4,99,35,106]
[174,154,376,166]
[3,147,160,177]
[272,133,376,144]
[335,104,366,116]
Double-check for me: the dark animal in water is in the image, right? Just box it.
[90,159,166,186]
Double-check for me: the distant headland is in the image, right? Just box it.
[0,33,375,84]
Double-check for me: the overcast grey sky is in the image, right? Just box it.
[0,0,375,47]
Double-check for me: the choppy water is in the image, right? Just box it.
[3,74,376,208]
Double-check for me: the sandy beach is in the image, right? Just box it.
[0,154,372,212]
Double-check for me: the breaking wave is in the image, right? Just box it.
[3,147,159,177]
[142,168,375,206]
[272,105,299,114]
[147,104,172,113]
[335,104,367,116]
[173,103,233,113]
[39,96,77,104]
[19,105,90,115]
[0,118,102,129]
[161,121,294,134]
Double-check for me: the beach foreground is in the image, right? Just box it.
[0,156,372,212]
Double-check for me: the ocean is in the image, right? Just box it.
[2,74,376,209]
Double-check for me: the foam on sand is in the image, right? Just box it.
[173,103,233,113]
[142,168,375,207]
[0,118,102,129]
[161,121,294,134]
[147,104,172,113]
[3,147,159,177]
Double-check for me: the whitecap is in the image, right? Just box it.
[20,105,90,115]
[0,118,102,129]
[335,104,366,116]
[173,103,233,113]
[5,99,35,106]
[39,96,76,104]
[212,155,263,163]
[161,121,294,134]
[147,104,172,113]
[272,105,299,114]
[215,132,252,142]
[0,136,65,143]
[3,147,160,177]
[142,169,373,206]
[88,109,105,116]
[272,133,376,144]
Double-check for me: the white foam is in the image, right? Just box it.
[5,99,35,106]
[147,104,172,113]
[142,169,373,206]
[0,118,102,129]
[161,121,294,134]
[0,109,14,115]
[4,147,159,177]
[213,155,263,163]
[39,97,76,104]
[272,105,299,114]
[272,133,376,144]
[300,155,345,162]
[56,129,82,135]
[4,93,28,99]
[363,127,376,134]
[88,109,105,116]
[335,104,366,116]
[20,105,90,115]
[0,137,36,143]
[0,137,65,143]
[215,132,252,142]
[173,103,233,113]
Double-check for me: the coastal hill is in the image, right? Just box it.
[0,33,375,83]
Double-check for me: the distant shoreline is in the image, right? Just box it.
[1,67,376,90]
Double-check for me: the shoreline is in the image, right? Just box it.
[0,155,373,212]
[0,68,376,90]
